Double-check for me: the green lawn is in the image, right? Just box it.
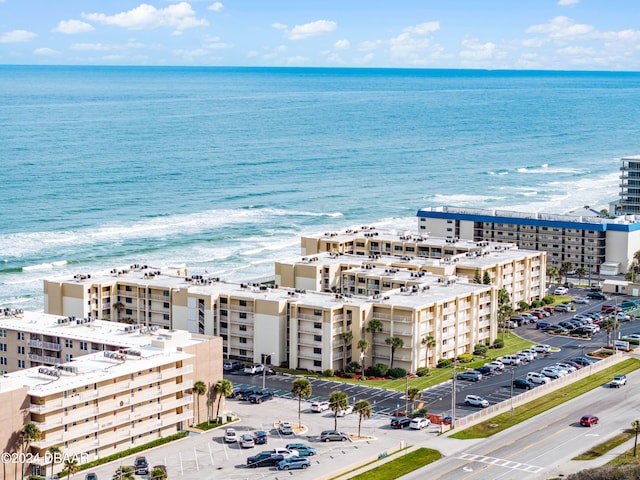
[280,333,535,394]
[450,358,640,439]
[573,430,635,460]
[344,448,442,480]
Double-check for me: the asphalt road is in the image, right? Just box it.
[401,368,640,480]
[225,290,640,421]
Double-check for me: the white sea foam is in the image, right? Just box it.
[516,164,587,174]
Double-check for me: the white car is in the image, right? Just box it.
[311,401,330,412]
[486,360,505,371]
[224,428,239,443]
[584,324,600,333]
[615,313,632,322]
[554,363,577,373]
[409,417,430,429]
[336,405,354,417]
[572,297,590,304]
[532,344,551,354]
[554,287,569,295]
[517,350,535,361]
[526,372,550,384]
[464,395,489,408]
[541,367,565,379]
[243,364,265,375]
[623,334,640,341]
[499,355,521,366]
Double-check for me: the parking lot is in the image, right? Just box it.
[84,394,436,480]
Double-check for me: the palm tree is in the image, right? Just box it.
[328,390,349,430]
[559,261,573,284]
[192,380,207,425]
[63,457,78,480]
[291,378,312,429]
[150,466,168,480]
[421,335,435,369]
[546,266,558,286]
[19,422,41,480]
[497,288,512,340]
[366,319,383,365]
[601,318,619,346]
[354,400,372,438]
[48,445,61,479]
[357,338,370,375]
[407,386,422,413]
[113,465,135,480]
[576,267,587,286]
[633,419,640,457]
[385,337,404,369]
[341,331,353,372]
[214,378,233,420]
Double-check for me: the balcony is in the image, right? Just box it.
[229,304,254,313]
[130,402,162,420]
[130,387,162,404]
[28,339,43,347]
[43,355,60,364]
[28,353,43,362]
[298,324,322,335]
[298,313,321,321]
[30,399,64,415]
[160,394,193,413]
[62,421,100,441]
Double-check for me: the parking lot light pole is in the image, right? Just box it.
[451,357,457,429]
[510,368,515,421]
[262,353,274,390]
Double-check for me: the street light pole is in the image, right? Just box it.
[451,357,457,429]
[510,368,515,421]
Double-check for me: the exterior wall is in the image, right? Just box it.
[605,229,640,271]
[0,385,30,480]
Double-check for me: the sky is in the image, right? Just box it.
[0,0,639,70]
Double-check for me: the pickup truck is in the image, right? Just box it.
[249,391,274,404]
[610,375,627,388]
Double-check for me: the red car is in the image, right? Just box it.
[543,306,555,314]
[580,415,599,427]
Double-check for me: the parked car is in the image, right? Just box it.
[336,405,354,417]
[320,430,349,442]
[515,352,532,363]
[572,357,595,366]
[587,291,606,300]
[244,364,265,375]
[610,374,627,388]
[390,417,412,429]
[85,474,98,480]
[517,350,535,361]
[241,433,256,448]
[487,360,505,371]
[224,428,239,443]
[475,366,496,376]
[498,355,521,366]
[285,443,317,456]
[602,304,622,313]
[134,456,149,475]
[526,372,550,384]
[410,417,430,429]
[543,306,555,314]
[521,314,537,324]
[531,344,551,353]
[311,401,330,412]
[529,310,545,319]
[247,452,290,468]
[554,286,569,295]
[554,304,571,312]
[232,387,258,400]
[254,430,268,445]
[464,395,489,408]
[278,422,294,435]
[554,363,577,373]
[623,334,640,342]
[541,367,565,379]
[278,456,311,471]
[572,297,589,304]
[457,371,482,382]
[580,415,599,427]
[223,360,244,371]
[532,308,551,318]
[615,312,632,322]
[536,321,551,330]
[513,378,535,390]
[249,391,274,404]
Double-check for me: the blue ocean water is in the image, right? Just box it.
[1,66,639,311]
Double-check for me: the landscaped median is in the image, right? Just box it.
[449,357,640,439]
[329,447,442,480]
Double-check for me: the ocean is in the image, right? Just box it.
[1,66,639,311]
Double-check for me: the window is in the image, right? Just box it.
[220,322,228,329]
[239,300,247,307]
[17,332,24,341]
[313,347,322,354]
[80,342,88,351]
[18,360,25,368]
[65,339,73,348]
[163,314,170,321]
[17,346,25,355]
[65,354,73,362]
[358,277,366,283]
[314,309,322,316]
[220,298,227,304]
[125,298,132,304]
[0,329,5,338]
[239,338,247,344]
[313,360,322,367]
[314,335,322,342]
[239,349,247,356]
[314,322,322,329]
[239,312,247,319]
[394,245,403,251]
[405,246,415,252]
[0,357,7,365]
[163,302,170,308]
[0,344,5,352]
[163,290,170,297]
[239,325,247,331]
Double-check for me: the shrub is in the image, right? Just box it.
[473,344,488,355]
[542,295,555,305]
[437,358,452,368]
[322,369,334,377]
[519,301,530,311]
[345,361,361,374]
[531,299,542,308]
[457,354,474,363]
[370,363,389,377]
[492,339,504,349]
[416,366,429,377]
[343,371,356,379]
[387,367,407,379]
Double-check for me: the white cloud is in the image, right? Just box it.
[557,45,596,56]
[82,3,208,34]
[387,22,440,62]
[207,2,224,12]
[33,47,61,56]
[172,48,208,57]
[0,30,37,43]
[404,21,440,36]
[274,20,337,40]
[334,39,349,50]
[526,16,594,40]
[247,50,259,58]
[286,55,309,65]
[558,0,579,5]
[358,39,383,51]
[459,37,496,60]
[353,53,374,65]
[53,19,95,34]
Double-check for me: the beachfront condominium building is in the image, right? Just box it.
[416,207,640,276]
[617,155,640,215]
[0,310,221,479]
[295,231,546,308]
[44,266,497,374]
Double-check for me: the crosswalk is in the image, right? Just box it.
[457,453,544,474]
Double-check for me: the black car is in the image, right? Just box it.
[587,291,606,300]
[247,452,286,468]
[513,378,535,390]
[249,391,274,404]
[390,417,411,429]
[254,430,268,444]
[474,366,495,376]
[233,387,258,400]
[536,321,551,330]
[572,356,595,366]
